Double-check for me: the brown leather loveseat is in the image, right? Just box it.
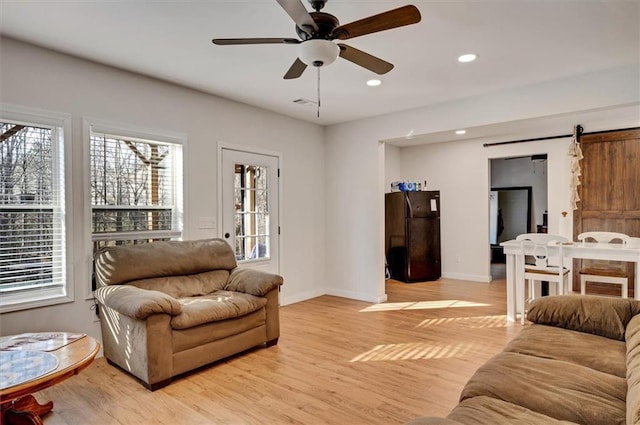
[94,238,283,390]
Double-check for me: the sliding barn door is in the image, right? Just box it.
[573,128,640,296]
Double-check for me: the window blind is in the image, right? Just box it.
[89,130,183,249]
[0,122,66,294]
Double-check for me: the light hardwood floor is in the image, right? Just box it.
[37,276,520,425]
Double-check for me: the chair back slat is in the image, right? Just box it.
[516,233,568,267]
[578,231,630,245]
[577,231,630,298]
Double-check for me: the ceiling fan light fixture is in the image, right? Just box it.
[366,79,382,87]
[297,39,340,67]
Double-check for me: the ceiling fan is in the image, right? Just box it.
[212,0,422,80]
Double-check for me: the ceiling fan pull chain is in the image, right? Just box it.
[317,66,321,118]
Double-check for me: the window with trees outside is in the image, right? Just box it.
[89,125,183,255]
[0,110,71,313]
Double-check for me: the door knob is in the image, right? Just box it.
[224,233,230,239]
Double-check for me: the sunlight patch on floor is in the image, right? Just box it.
[350,341,476,362]
[359,300,490,312]
[416,315,509,329]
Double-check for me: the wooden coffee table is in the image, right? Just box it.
[0,333,99,425]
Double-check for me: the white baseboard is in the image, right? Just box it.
[282,287,388,306]
[442,272,491,283]
[281,288,325,306]
[283,275,493,305]
[325,288,387,303]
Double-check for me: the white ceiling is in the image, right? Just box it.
[1,0,639,126]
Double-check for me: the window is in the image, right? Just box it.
[88,122,183,253]
[234,163,270,261]
[0,107,72,312]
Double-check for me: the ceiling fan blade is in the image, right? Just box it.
[332,5,421,40]
[284,58,308,79]
[276,0,319,35]
[338,44,393,74]
[212,38,300,45]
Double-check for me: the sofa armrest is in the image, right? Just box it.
[95,285,182,320]
[527,295,640,341]
[225,268,283,297]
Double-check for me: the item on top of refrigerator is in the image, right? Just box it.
[390,180,422,192]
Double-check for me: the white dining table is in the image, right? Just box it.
[500,239,640,323]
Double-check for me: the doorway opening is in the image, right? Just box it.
[489,155,548,281]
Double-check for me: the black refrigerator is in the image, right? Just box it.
[385,191,441,282]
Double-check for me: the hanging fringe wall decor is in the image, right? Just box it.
[568,124,583,210]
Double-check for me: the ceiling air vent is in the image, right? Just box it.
[292,98,317,106]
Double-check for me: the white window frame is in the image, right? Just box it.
[83,118,186,298]
[0,104,73,313]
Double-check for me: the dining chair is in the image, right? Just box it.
[516,233,569,324]
[577,231,631,298]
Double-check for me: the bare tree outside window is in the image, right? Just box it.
[0,122,62,292]
[90,131,182,251]
[234,163,270,261]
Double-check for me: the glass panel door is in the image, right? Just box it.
[221,148,279,275]
[234,163,270,261]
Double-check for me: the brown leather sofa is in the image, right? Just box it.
[407,295,640,425]
[94,238,283,390]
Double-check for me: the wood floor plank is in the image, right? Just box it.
[35,275,520,424]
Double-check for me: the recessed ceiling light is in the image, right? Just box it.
[455,129,466,135]
[366,79,382,87]
[458,54,477,63]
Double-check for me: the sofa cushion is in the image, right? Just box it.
[405,397,579,425]
[171,291,267,329]
[95,238,237,286]
[129,270,229,299]
[527,295,640,341]
[447,396,578,425]
[504,325,626,378]
[226,267,284,296]
[626,314,640,424]
[172,309,266,353]
[460,352,626,425]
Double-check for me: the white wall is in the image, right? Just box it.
[400,137,571,281]
[2,37,639,339]
[324,129,387,302]
[325,64,640,301]
[0,38,326,339]
[489,191,499,244]
[491,156,548,228]
[384,144,401,192]
[496,189,530,242]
